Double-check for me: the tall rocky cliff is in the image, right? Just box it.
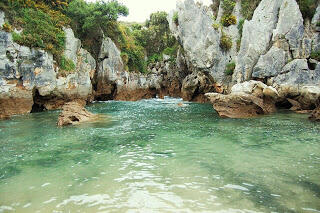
[1,0,320,119]
[169,0,320,112]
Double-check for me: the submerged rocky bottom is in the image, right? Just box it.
[0,98,319,212]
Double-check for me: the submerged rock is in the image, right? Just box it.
[57,101,95,126]
[206,81,277,118]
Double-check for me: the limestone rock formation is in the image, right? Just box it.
[233,0,283,82]
[271,59,320,109]
[181,72,214,102]
[168,0,240,85]
[0,12,95,119]
[252,47,287,79]
[57,101,95,126]
[206,81,277,118]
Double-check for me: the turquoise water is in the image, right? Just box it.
[0,98,319,212]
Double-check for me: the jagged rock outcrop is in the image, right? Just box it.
[181,72,214,102]
[233,0,283,83]
[57,100,95,126]
[168,0,240,87]
[271,59,320,109]
[94,36,211,102]
[206,81,278,118]
[0,10,95,119]
[252,47,287,79]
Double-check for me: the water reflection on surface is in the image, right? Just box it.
[0,98,319,212]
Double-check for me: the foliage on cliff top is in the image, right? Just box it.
[66,0,128,59]
[0,0,70,67]
[296,0,318,20]
[130,11,177,65]
[241,0,318,21]
[240,0,261,20]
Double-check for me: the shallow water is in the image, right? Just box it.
[0,97,319,213]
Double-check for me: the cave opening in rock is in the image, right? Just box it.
[275,99,293,109]
[69,116,80,122]
[31,89,45,113]
[307,59,317,70]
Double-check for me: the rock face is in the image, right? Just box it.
[272,59,320,109]
[206,81,277,118]
[57,101,95,126]
[233,0,283,82]
[233,0,313,83]
[94,36,212,102]
[0,19,95,118]
[168,0,240,87]
[252,47,287,79]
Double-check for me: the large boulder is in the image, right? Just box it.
[57,101,95,126]
[205,92,275,118]
[206,81,278,118]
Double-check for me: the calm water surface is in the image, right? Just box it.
[0,98,319,212]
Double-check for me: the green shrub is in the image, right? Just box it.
[2,22,12,32]
[238,19,245,36]
[236,19,245,51]
[59,56,75,72]
[236,39,241,52]
[173,12,179,26]
[240,0,261,20]
[220,32,232,51]
[12,31,22,43]
[296,0,318,20]
[212,22,220,30]
[225,62,235,75]
[162,45,178,61]
[221,14,237,27]
[148,54,160,64]
[0,1,70,69]
[221,0,236,16]
[310,50,320,61]
[317,22,320,27]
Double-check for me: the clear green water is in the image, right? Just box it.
[0,98,320,213]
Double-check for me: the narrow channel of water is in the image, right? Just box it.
[0,98,319,212]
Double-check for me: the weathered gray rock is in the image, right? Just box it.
[272,59,320,108]
[312,3,320,26]
[181,72,215,101]
[0,11,4,27]
[0,24,95,118]
[252,47,287,78]
[273,59,320,89]
[95,37,124,99]
[233,0,283,83]
[64,28,81,66]
[168,0,239,84]
[272,0,304,59]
